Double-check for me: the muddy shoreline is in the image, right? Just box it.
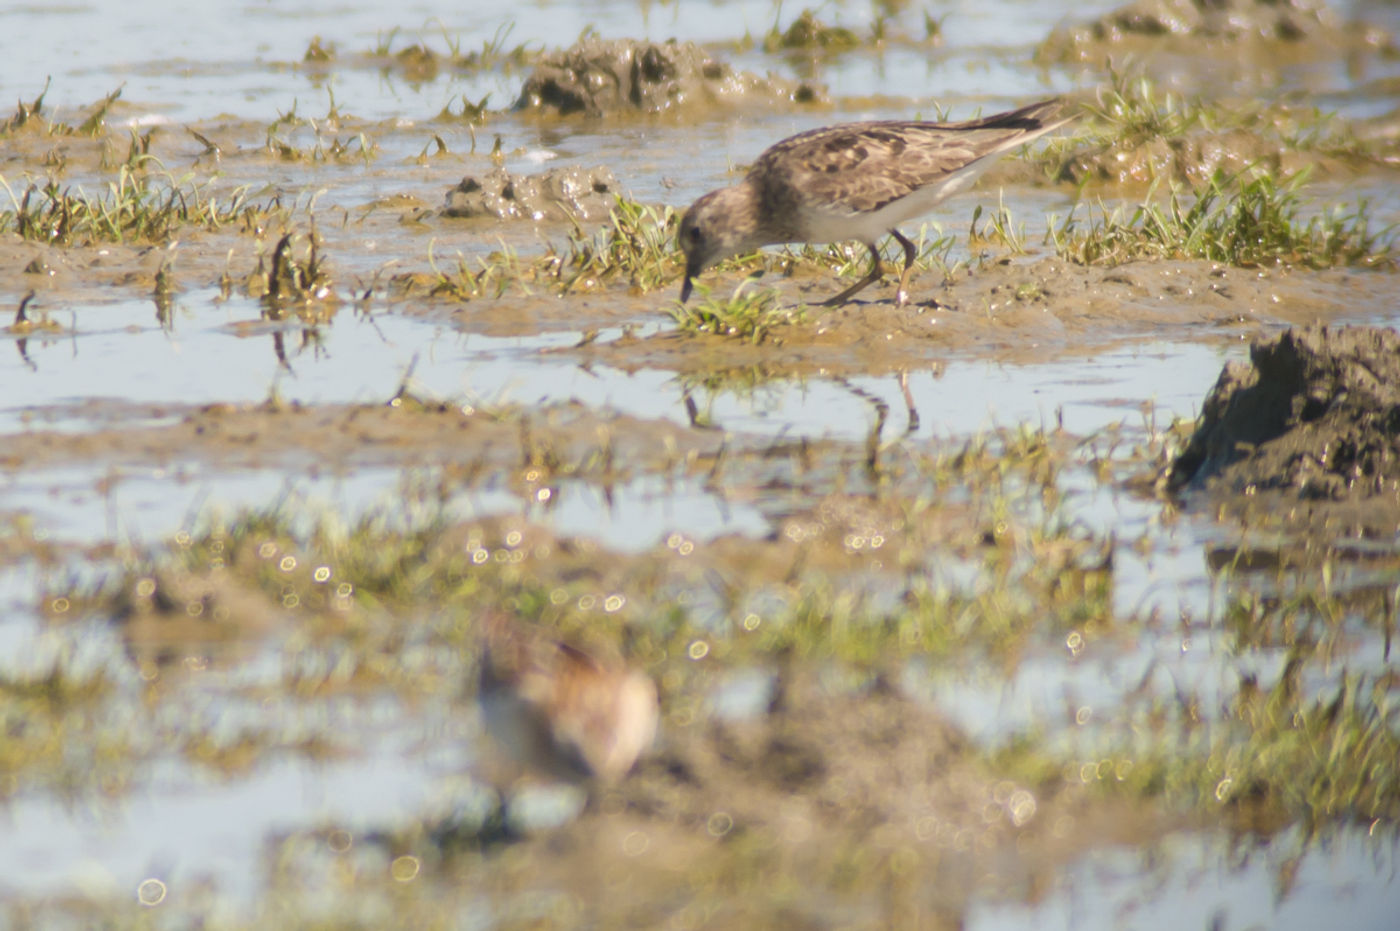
[3,0,1399,927]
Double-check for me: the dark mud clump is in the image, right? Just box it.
[514,38,823,118]
[1077,0,1338,42]
[1169,324,1400,536]
[1038,0,1395,63]
[443,165,619,222]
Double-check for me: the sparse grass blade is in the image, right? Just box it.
[666,281,804,343]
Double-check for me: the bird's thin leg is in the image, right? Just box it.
[820,243,883,306]
[891,230,918,306]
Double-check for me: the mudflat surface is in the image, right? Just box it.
[1170,323,1400,536]
[2,1,1399,929]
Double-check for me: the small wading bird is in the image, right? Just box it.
[477,614,658,784]
[677,97,1074,306]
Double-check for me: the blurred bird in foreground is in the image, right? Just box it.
[477,614,658,784]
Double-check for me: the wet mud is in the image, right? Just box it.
[1170,323,1400,538]
[1056,118,1398,188]
[0,397,716,478]
[1039,0,1396,65]
[402,674,1169,929]
[3,0,1400,926]
[568,257,1393,375]
[515,38,825,118]
[443,165,620,221]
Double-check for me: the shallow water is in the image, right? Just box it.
[2,0,1399,925]
[2,0,1100,124]
[3,305,1237,623]
[973,826,1400,931]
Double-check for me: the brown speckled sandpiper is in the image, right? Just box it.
[678,97,1074,306]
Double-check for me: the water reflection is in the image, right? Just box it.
[970,825,1400,931]
[2,0,1398,924]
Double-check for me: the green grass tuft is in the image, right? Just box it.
[1048,168,1394,269]
[424,196,682,299]
[667,281,805,343]
[0,169,256,245]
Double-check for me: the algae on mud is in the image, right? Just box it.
[1052,73,1400,187]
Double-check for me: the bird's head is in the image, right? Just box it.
[677,185,762,302]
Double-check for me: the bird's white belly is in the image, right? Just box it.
[793,155,999,245]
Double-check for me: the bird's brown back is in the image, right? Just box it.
[750,97,1071,221]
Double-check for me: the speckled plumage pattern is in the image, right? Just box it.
[678,98,1074,306]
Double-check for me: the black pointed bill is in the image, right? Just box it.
[677,254,700,301]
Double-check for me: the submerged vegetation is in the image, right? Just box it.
[1003,641,1400,828]
[0,81,122,139]
[763,9,862,54]
[305,22,543,80]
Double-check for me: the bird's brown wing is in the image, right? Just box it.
[751,98,1070,217]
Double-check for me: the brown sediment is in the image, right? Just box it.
[442,165,621,222]
[0,398,714,474]
[443,672,1174,929]
[3,17,1400,923]
[1037,0,1396,65]
[1168,323,1400,538]
[561,257,1396,375]
[514,38,826,118]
